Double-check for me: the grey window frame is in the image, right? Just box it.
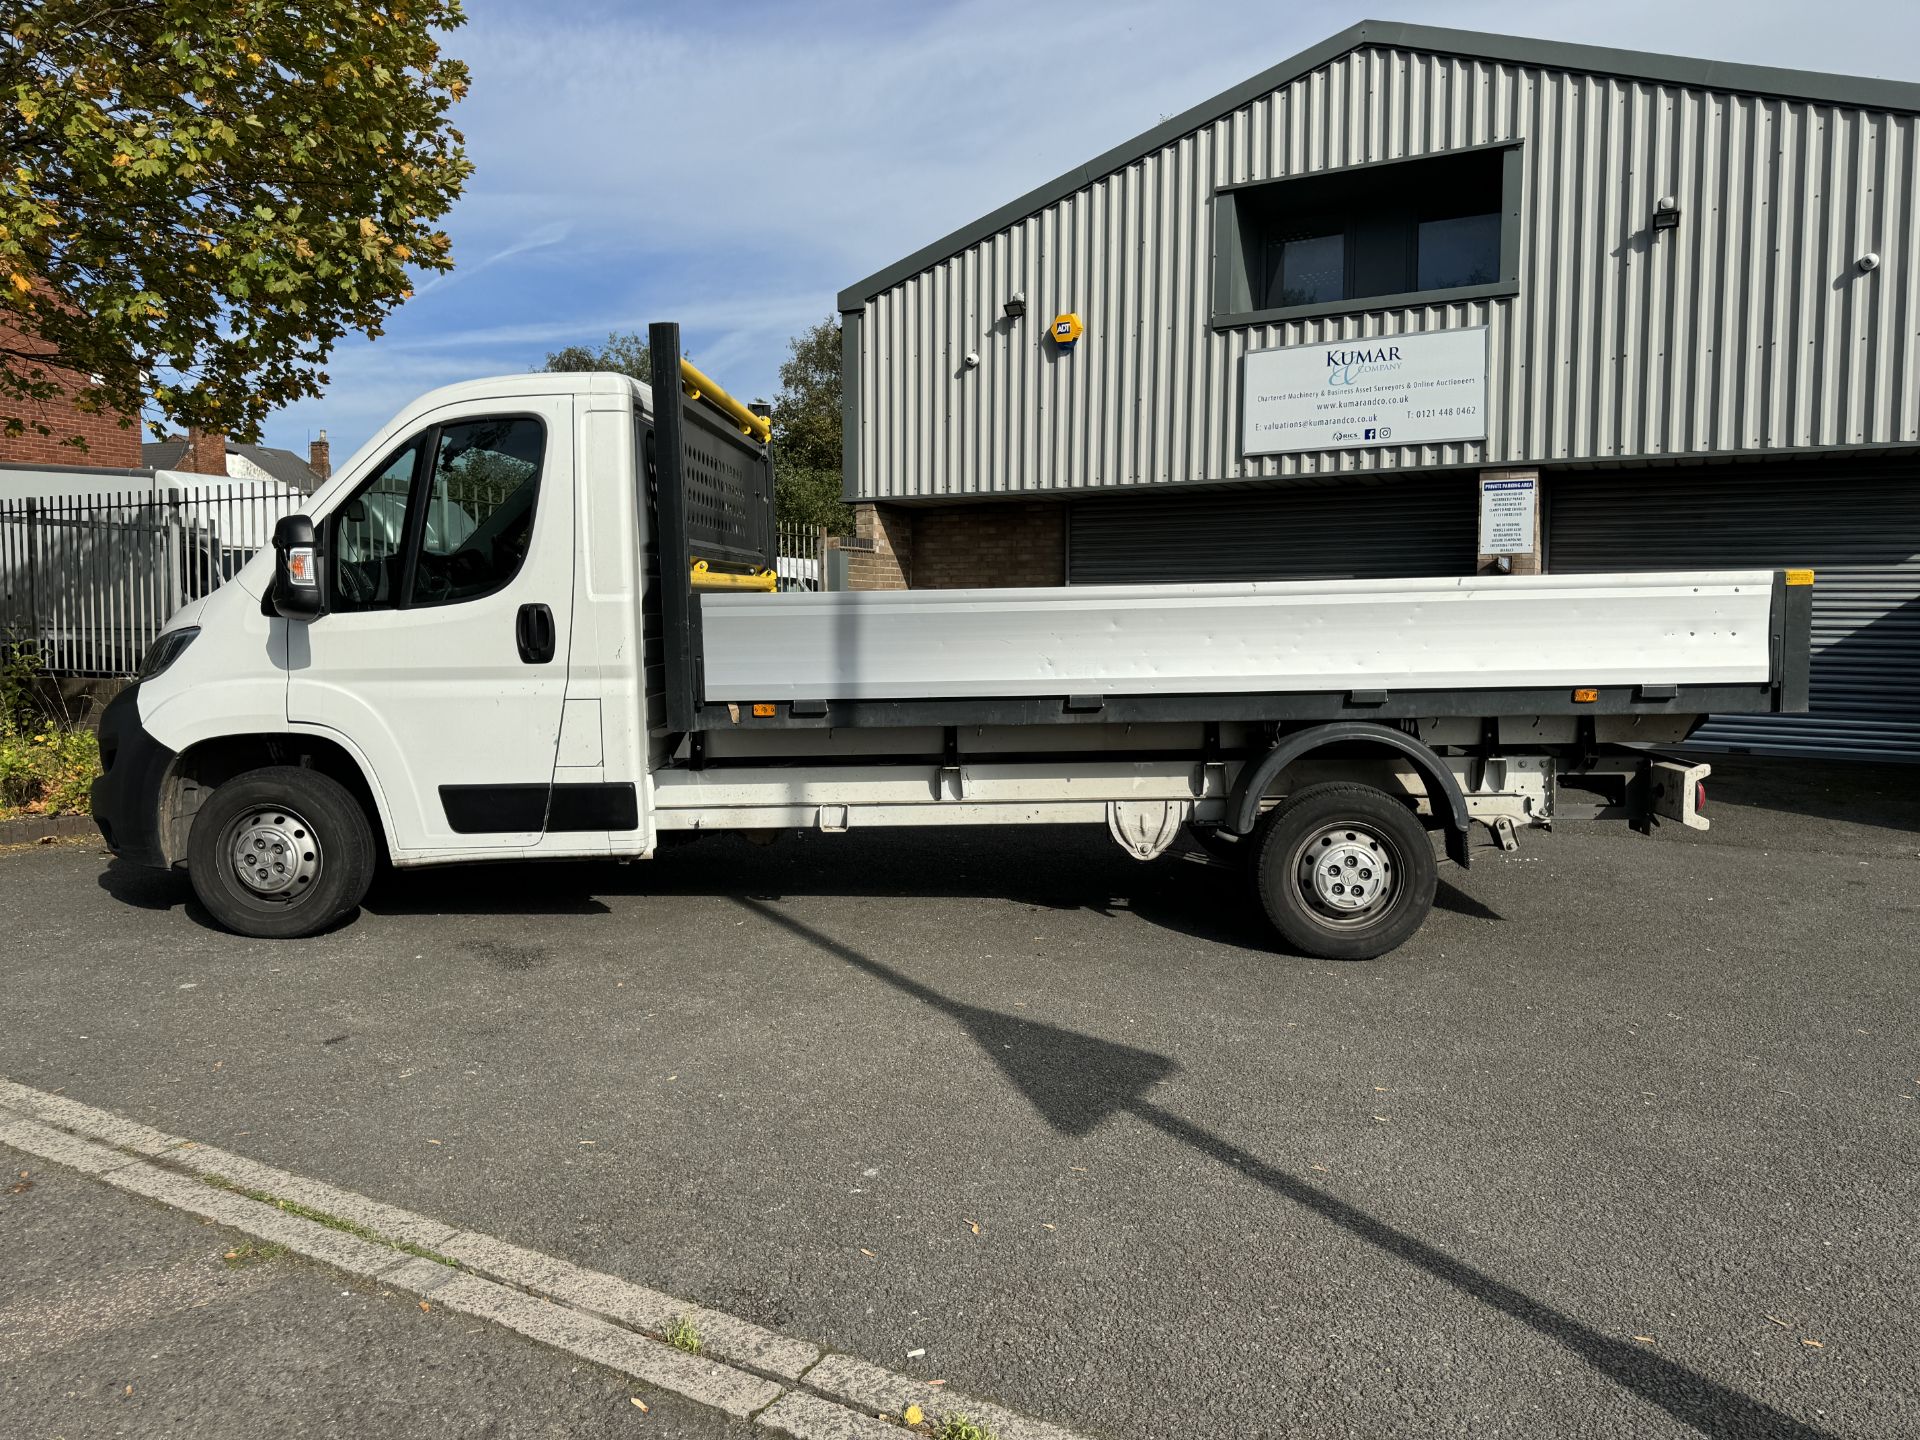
[1210,139,1523,329]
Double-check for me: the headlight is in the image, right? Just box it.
[138,626,200,679]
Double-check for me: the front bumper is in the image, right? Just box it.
[90,681,176,869]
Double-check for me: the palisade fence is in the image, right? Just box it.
[0,482,304,677]
[776,522,828,591]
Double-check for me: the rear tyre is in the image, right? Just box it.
[1254,782,1436,961]
[187,765,375,939]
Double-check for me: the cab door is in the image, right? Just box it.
[286,397,575,854]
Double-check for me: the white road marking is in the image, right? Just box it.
[0,1079,1083,1440]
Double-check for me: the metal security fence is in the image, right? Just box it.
[0,482,303,676]
[776,522,828,591]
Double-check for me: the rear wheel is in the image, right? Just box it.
[187,765,375,938]
[1254,782,1436,960]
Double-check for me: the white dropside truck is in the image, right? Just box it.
[90,325,1814,959]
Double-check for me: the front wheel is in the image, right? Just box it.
[1254,782,1437,961]
[187,765,375,938]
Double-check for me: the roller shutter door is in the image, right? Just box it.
[1549,466,1920,761]
[1068,478,1474,584]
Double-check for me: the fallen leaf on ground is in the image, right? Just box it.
[1041,1223,1056,1231]
[1802,1339,1824,1348]
[1632,1335,1654,1344]
[426,1139,442,1146]
[965,1219,980,1235]
[630,1397,649,1411]
[419,1301,431,1312]
[927,1379,947,1387]
[1765,1315,1791,1329]
[860,1248,876,1258]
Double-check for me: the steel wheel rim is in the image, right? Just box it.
[1290,821,1398,929]
[224,806,323,902]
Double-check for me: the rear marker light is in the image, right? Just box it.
[751,703,776,718]
[1573,688,1598,703]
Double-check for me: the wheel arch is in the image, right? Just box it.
[1226,722,1472,869]
[160,731,391,867]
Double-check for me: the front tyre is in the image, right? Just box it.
[187,766,375,938]
[1254,782,1437,961]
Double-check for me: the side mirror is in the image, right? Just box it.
[271,513,327,620]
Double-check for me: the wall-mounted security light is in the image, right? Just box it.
[963,351,981,369]
[1858,252,1881,273]
[1003,292,1027,318]
[1652,195,1681,231]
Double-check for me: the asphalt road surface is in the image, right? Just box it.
[3,758,1916,1439]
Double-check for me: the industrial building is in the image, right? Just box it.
[835,20,1920,760]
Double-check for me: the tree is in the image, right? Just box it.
[0,0,472,451]
[772,317,849,531]
[542,331,650,383]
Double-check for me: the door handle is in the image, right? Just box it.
[516,603,556,664]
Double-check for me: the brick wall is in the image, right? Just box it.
[176,426,228,476]
[0,316,141,468]
[910,502,1065,588]
[839,501,1069,590]
[838,503,913,589]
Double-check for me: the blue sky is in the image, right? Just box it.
[263,0,1920,457]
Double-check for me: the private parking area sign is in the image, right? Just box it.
[1242,327,1488,457]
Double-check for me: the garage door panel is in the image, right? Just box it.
[1069,478,1474,585]
[1550,466,1920,761]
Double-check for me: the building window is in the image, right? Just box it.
[1214,144,1518,325]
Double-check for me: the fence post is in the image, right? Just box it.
[21,497,41,648]
[165,486,186,617]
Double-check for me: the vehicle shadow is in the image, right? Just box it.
[97,825,1503,952]
[1682,755,1920,834]
[352,828,1309,954]
[735,893,1833,1440]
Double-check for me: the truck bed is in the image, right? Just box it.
[700,571,1777,703]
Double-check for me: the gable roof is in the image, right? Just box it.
[838,18,1920,311]
[141,437,321,492]
[228,441,322,492]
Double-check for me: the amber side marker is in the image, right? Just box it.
[751,702,777,718]
[1573,687,1599,703]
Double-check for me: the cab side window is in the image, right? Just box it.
[331,442,421,612]
[325,416,545,614]
[410,418,545,607]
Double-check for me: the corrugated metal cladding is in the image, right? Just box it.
[1068,478,1473,584]
[1550,464,1920,760]
[854,44,1920,500]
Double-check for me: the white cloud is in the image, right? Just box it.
[269,0,1920,451]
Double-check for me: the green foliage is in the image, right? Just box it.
[935,1416,997,1440]
[771,317,851,532]
[543,331,651,383]
[662,1314,702,1355]
[0,643,98,818]
[0,0,473,449]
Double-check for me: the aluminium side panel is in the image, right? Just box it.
[699,571,1775,701]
